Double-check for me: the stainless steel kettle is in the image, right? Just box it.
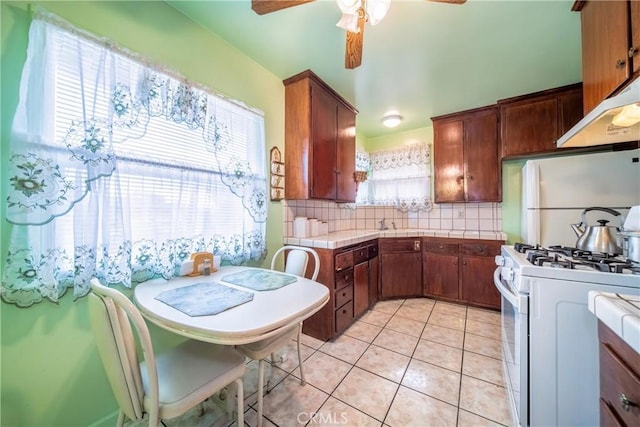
[570,207,623,254]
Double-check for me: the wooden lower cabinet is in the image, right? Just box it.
[423,241,459,299]
[368,243,379,308]
[598,321,640,427]
[379,239,423,299]
[353,261,369,317]
[301,239,377,341]
[422,238,502,310]
[460,255,500,307]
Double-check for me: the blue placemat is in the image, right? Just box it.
[155,282,254,316]
[222,269,297,291]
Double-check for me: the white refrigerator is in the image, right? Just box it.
[522,148,640,247]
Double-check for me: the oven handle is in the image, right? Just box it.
[493,267,527,313]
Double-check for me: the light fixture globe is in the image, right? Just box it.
[382,114,402,128]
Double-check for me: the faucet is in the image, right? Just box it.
[378,218,388,231]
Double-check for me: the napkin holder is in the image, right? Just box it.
[187,252,216,276]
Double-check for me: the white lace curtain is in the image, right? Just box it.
[356,142,432,212]
[2,13,267,307]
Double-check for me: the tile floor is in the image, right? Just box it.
[141,297,511,427]
[234,297,512,427]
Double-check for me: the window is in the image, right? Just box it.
[355,142,432,212]
[3,15,267,307]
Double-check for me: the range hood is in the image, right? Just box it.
[557,76,640,147]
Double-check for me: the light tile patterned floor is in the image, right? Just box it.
[235,298,512,427]
[147,298,511,426]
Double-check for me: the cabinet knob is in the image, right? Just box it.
[620,393,638,412]
[629,46,639,59]
[463,260,467,266]
[466,175,474,180]
[456,175,464,183]
[616,59,627,69]
[453,260,458,265]
[414,240,421,250]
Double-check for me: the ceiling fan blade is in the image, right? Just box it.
[251,0,315,15]
[428,0,467,4]
[345,12,365,69]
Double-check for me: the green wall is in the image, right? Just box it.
[1,2,285,425]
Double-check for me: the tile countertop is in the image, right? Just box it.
[284,229,508,250]
[588,291,640,354]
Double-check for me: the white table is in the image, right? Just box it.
[134,266,330,345]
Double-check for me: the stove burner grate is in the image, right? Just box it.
[513,242,639,274]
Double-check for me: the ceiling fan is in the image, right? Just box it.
[251,0,467,69]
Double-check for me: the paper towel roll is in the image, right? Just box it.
[623,205,640,231]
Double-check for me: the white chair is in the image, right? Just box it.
[87,278,246,427]
[236,245,320,426]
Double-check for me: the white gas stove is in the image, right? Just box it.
[498,243,640,293]
[494,243,640,427]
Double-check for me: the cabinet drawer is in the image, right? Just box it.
[600,341,640,426]
[353,246,368,264]
[425,241,459,255]
[461,242,501,257]
[380,238,421,253]
[335,267,354,289]
[334,284,353,309]
[368,244,378,259]
[335,250,354,272]
[335,301,353,334]
[601,398,626,427]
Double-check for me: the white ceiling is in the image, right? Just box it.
[167,0,583,138]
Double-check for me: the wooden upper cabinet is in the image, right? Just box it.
[464,109,500,202]
[336,102,356,202]
[574,0,638,115]
[284,70,357,202]
[432,105,501,203]
[498,84,583,158]
[632,0,640,75]
[433,120,465,202]
[310,80,337,200]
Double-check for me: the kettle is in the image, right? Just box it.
[571,207,623,254]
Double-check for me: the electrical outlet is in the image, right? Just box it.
[457,209,464,219]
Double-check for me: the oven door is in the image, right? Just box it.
[494,266,529,427]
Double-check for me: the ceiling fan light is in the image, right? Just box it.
[336,0,361,14]
[367,0,391,25]
[336,13,361,33]
[382,114,402,128]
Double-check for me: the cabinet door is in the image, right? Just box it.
[380,253,422,298]
[310,82,337,200]
[558,87,584,136]
[353,261,369,317]
[368,255,379,308]
[460,256,500,309]
[433,120,464,203]
[423,253,459,299]
[336,102,356,202]
[464,109,500,202]
[632,0,640,75]
[580,0,630,114]
[500,98,557,157]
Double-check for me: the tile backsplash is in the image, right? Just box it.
[283,200,503,237]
